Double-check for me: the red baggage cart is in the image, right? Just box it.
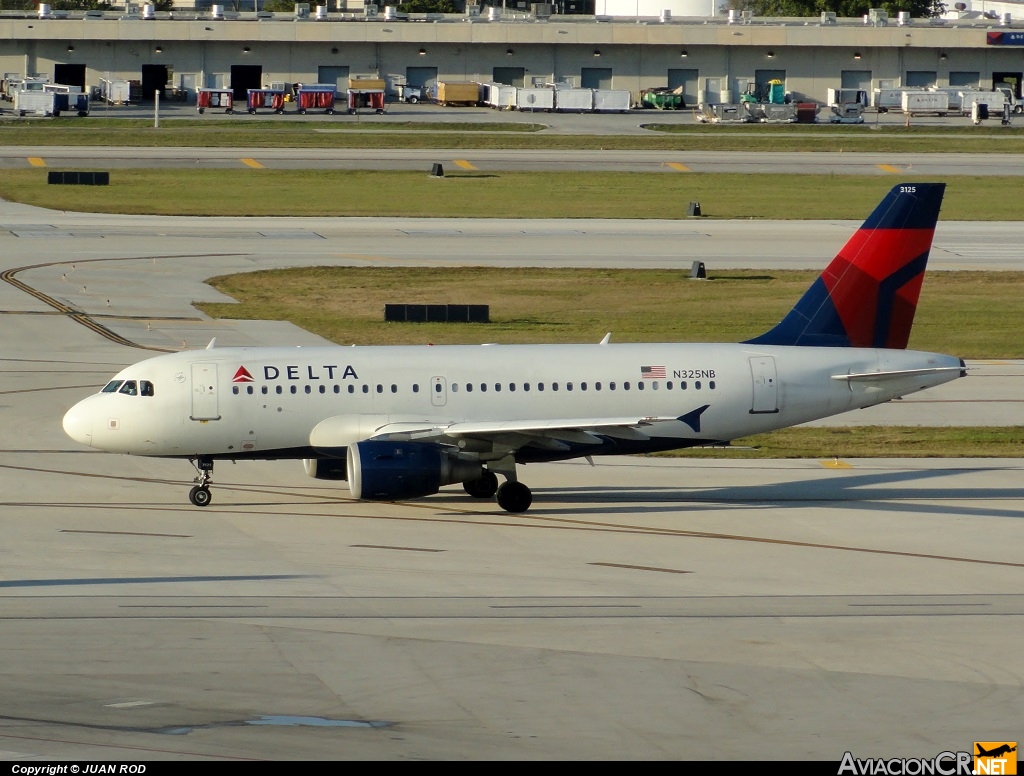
[347,87,386,114]
[246,88,286,114]
[295,84,337,115]
[197,88,234,114]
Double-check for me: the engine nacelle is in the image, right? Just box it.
[303,456,348,480]
[347,440,483,500]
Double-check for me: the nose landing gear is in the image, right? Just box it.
[188,456,214,507]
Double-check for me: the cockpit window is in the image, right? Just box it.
[140,380,154,397]
[101,380,124,393]
[119,380,138,396]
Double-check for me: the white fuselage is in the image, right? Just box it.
[62,342,964,460]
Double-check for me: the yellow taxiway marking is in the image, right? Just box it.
[240,158,265,169]
[877,164,903,174]
[821,459,853,469]
[453,159,477,170]
[27,157,46,167]
[665,162,692,172]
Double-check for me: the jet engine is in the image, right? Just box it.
[347,440,483,500]
[303,456,348,480]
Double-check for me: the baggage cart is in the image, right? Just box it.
[44,84,90,117]
[197,88,234,114]
[347,87,386,113]
[246,88,285,114]
[295,84,337,114]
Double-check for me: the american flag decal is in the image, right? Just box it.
[640,365,666,379]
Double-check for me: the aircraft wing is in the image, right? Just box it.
[369,416,684,449]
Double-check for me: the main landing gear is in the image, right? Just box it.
[462,461,533,513]
[188,456,213,507]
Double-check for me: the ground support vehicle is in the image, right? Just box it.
[197,88,234,114]
[246,89,285,114]
[394,83,422,103]
[295,84,337,114]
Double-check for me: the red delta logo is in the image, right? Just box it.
[232,366,255,383]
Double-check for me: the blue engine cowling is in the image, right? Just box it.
[347,440,483,500]
[303,456,348,480]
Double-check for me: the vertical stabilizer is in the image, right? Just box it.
[746,182,945,349]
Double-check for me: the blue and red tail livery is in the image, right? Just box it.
[747,182,945,349]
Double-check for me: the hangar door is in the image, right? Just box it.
[406,66,436,90]
[581,67,612,90]
[53,63,86,92]
[492,67,525,87]
[141,64,168,101]
[230,64,262,101]
[318,65,350,94]
[667,68,697,107]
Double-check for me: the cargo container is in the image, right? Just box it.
[434,81,480,106]
[13,89,57,116]
[554,87,593,112]
[954,89,1007,116]
[484,82,517,110]
[516,87,554,111]
[99,78,132,105]
[901,90,949,115]
[347,87,385,113]
[592,89,631,112]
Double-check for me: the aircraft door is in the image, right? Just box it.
[749,356,779,414]
[430,376,447,407]
[191,362,221,420]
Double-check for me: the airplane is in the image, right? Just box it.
[976,745,1017,758]
[62,182,965,513]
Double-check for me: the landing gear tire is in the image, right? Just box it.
[189,486,212,507]
[464,470,499,499]
[496,481,532,513]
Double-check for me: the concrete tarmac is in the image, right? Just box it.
[1,198,1022,761]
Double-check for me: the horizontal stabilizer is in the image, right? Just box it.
[831,365,965,382]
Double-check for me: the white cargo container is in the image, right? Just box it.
[485,82,517,109]
[99,78,131,105]
[873,87,910,112]
[901,90,949,115]
[553,87,593,112]
[13,89,58,116]
[592,89,631,112]
[956,90,1007,116]
[516,87,554,111]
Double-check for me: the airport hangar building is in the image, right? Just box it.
[3,1,1024,108]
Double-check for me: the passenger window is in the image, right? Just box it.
[523,383,530,392]
[101,380,124,393]
[624,382,630,391]
[466,383,473,393]
[638,382,645,391]
[319,385,326,394]
[333,385,340,394]
[304,385,312,394]
[391,384,397,393]
[508,383,515,392]
[552,382,559,391]
[580,382,587,391]
[232,386,239,395]
[537,383,544,391]
[276,385,283,394]
[247,386,254,395]
[695,381,702,390]
[480,383,487,392]
[666,381,673,390]
[609,382,616,390]
[709,381,716,390]
[494,383,501,392]
[681,381,687,390]
[376,384,383,394]
[140,380,155,397]
[452,383,459,393]
[595,382,601,391]
[413,384,420,393]
[652,382,659,390]
[348,385,355,394]
[119,381,137,396]
[290,386,297,394]
[362,385,369,394]
[566,382,573,391]
[262,386,269,395]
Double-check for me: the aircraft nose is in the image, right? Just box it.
[62,401,94,447]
